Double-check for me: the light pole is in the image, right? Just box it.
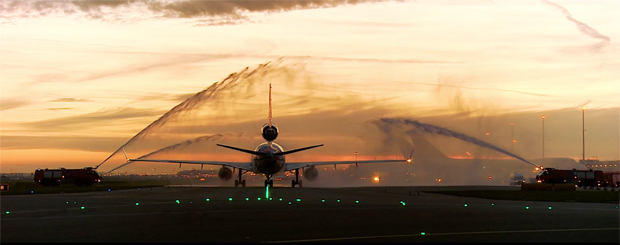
[511,122,514,151]
[541,115,545,159]
[582,106,585,161]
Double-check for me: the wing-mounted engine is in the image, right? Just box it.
[218,166,233,181]
[261,123,279,142]
[304,166,318,181]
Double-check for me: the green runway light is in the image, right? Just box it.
[80,207,85,210]
[337,199,340,203]
[279,198,283,201]
[400,201,406,206]
[464,204,468,207]
[421,232,426,236]
[525,206,529,210]
[548,206,552,210]
[491,203,494,206]
[74,202,77,204]
[258,198,261,201]
[176,200,180,204]
[288,202,292,205]
[269,197,273,201]
[246,198,249,201]
[5,211,9,214]
[616,206,618,209]
[66,202,69,204]
[322,199,325,203]
[135,203,139,206]
[356,200,359,204]
[229,198,232,201]
[296,198,301,202]
[206,198,210,202]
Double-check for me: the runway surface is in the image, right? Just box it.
[2,186,618,243]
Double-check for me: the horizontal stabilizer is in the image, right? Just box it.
[216,144,268,156]
[274,144,324,156]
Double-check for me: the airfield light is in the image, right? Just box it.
[421,232,426,236]
[206,198,210,202]
[74,202,77,204]
[279,198,283,201]
[400,201,406,206]
[296,198,301,202]
[356,200,359,204]
[464,204,468,207]
[407,158,412,163]
[246,198,249,201]
[135,203,139,206]
[138,188,141,190]
[337,199,341,203]
[229,198,232,201]
[30,191,33,194]
[108,189,111,192]
[258,198,261,201]
[81,207,85,210]
[374,177,380,182]
[322,199,325,203]
[269,197,273,201]
[5,211,9,214]
[548,206,552,210]
[488,176,492,180]
[176,200,180,204]
[525,206,529,210]
[66,202,69,204]
[288,202,292,205]
[491,203,494,206]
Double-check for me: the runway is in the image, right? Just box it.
[2,186,618,243]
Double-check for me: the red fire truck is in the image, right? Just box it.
[34,167,102,187]
[536,168,617,187]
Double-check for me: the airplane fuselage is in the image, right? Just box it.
[252,142,285,175]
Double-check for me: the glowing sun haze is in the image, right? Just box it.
[1,0,618,173]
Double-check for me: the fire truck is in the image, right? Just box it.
[34,167,102,187]
[536,168,617,187]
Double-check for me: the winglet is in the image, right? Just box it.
[268,83,272,127]
[122,148,129,162]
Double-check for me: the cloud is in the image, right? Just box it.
[47,98,92,102]
[25,107,167,130]
[46,107,74,111]
[0,98,31,111]
[1,0,390,25]
[542,0,610,52]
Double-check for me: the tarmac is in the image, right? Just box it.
[1,185,619,243]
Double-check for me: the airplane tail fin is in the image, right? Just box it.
[268,83,272,127]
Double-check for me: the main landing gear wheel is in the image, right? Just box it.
[234,179,246,187]
[292,179,303,188]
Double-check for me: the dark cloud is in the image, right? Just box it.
[542,0,610,52]
[47,98,92,102]
[0,99,31,111]
[2,0,389,25]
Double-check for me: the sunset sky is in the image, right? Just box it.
[1,0,618,174]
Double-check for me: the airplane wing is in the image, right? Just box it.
[106,148,253,174]
[284,159,406,172]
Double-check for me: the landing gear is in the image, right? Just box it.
[264,174,274,188]
[234,169,246,187]
[292,169,302,188]
[235,179,246,187]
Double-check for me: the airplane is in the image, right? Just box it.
[122,83,412,188]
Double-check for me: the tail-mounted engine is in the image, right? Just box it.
[261,123,279,142]
[218,166,232,181]
[304,166,318,181]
